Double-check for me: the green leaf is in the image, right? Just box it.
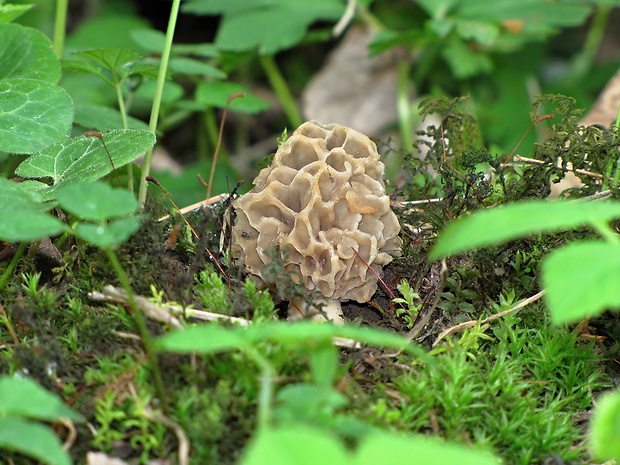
[157,321,422,357]
[354,433,499,465]
[168,57,226,79]
[456,20,499,46]
[185,0,344,54]
[240,426,501,465]
[131,28,167,53]
[151,159,240,207]
[275,384,347,419]
[0,4,34,23]
[15,129,156,191]
[60,58,108,80]
[458,0,592,32]
[195,81,269,114]
[0,210,66,242]
[442,40,493,78]
[0,179,66,243]
[240,426,350,465]
[0,79,73,153]
[0,376,81,422]
[74,102,149,131]
[65,14,150,51]
[590,390,620,462]
[172,42,219,58]
[309,343,338,389]
[73,216,142,248]
[430,200,620,260]
[0,417,72,465]
[73,48,142,73]
[542,241,620,324]
[56,181,138,221]
[415,0,459,19]
[0,178,49,213]
[134,79,184,105]
[0,23,60,82]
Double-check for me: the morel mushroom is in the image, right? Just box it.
[232,121,401,322]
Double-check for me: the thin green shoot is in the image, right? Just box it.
[139,0,182,206]
[259,55,302,129]
[105,248,168,413]
[53,0,68,58]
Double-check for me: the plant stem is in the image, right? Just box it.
[115,83,133,191]
[0,242,27,292]
[244,346,275,431]
[138,0,181,206]
[105,248,168,412]
[591,220,620,245]
[566,5,610,85]
[53,0,68,58]
[259,55,302,129]
[397,60,414,150]
[203,109,220,161]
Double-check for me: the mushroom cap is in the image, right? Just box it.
[232,121,401,310]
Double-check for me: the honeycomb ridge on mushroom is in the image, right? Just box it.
[232,121,401,322]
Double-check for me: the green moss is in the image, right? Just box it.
[365,308,610,464]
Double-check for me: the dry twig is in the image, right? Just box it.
[432,290,546,347]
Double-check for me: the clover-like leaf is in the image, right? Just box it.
[74,216,142,248]
[56,181,138,222]
[0,210,66,242]
[15,129,156,194]
[0,178,49,213]
[0,179,66,242]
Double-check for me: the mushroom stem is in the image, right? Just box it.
[287,298,344,324]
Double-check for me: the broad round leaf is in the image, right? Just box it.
[0,417,71,465]
[0,23,60,82]
[56,181,138,221]
[542,241,620,324]
[0,376,81,422]
[0,79,73,154]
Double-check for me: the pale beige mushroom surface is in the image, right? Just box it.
[232,121,401,322]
